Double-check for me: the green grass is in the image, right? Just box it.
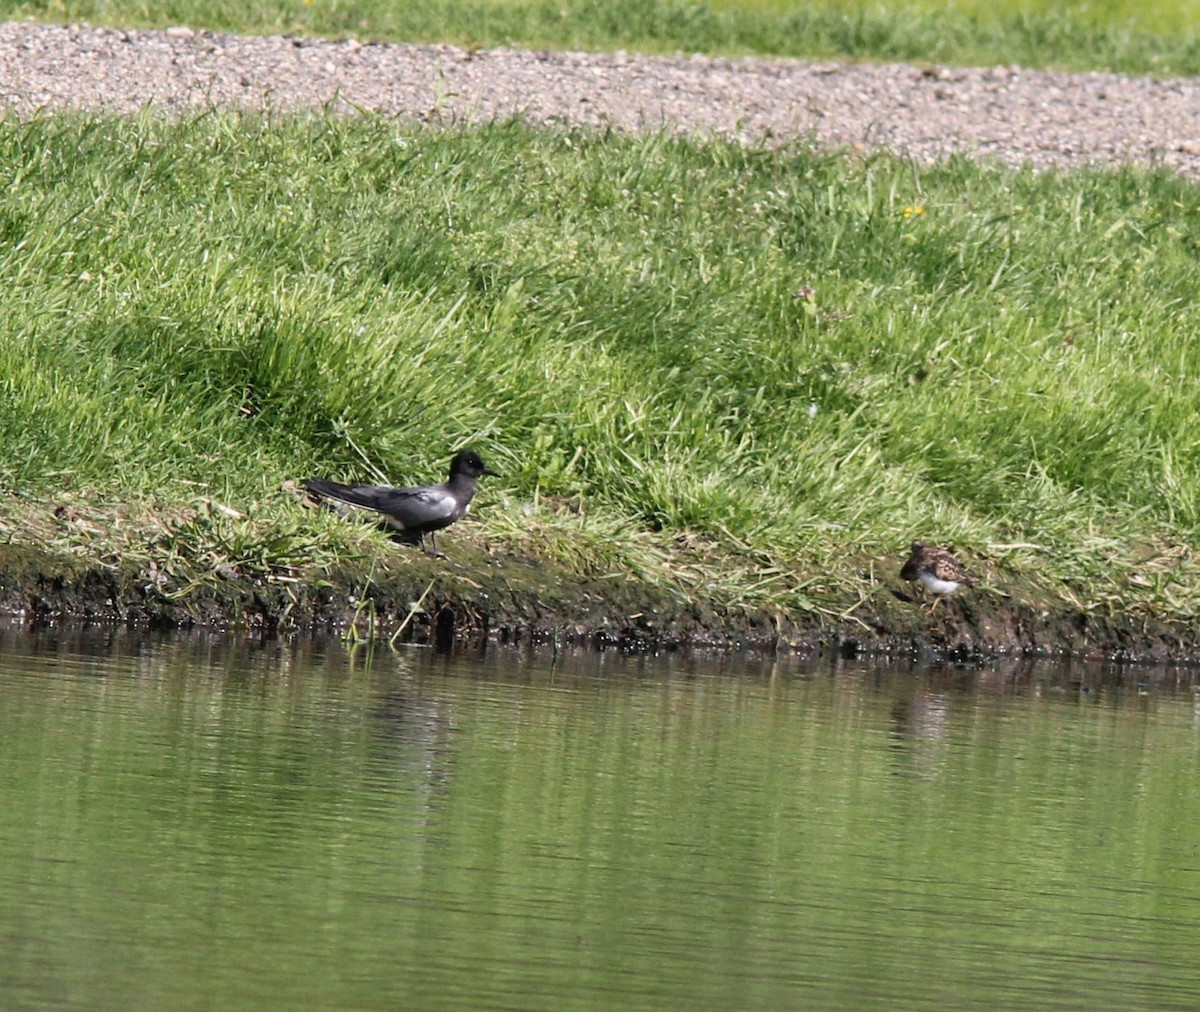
[8,0,1200,75]
[3,110,1200,620]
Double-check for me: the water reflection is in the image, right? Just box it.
[1,625,1198,1010]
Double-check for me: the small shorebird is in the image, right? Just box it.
[900,540,972,613]
[303,449,498,558]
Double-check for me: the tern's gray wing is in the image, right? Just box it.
[373,487,461,530]
[305,479,457,527]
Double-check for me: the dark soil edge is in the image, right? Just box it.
[3,542,1199,664]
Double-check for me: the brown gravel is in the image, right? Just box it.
[3,20,1200,175]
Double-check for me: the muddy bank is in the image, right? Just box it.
[2,542,1197,663]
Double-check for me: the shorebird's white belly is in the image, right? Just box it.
[920,572,960,595]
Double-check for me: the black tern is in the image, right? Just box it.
[304,449,498,557]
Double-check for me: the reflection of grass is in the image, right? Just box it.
[5,111,1200,622]
[6,0,1200,74]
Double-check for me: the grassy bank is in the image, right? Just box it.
[7,0,1200,75]
[2,111,1200,635]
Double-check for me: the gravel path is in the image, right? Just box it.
[4,20,1200,176]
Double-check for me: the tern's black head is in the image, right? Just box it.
[449,449,499,480]
[909,540,926,554]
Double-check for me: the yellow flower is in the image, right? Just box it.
[902,204,926,219]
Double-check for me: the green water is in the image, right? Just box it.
[1,630,1198,1010]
